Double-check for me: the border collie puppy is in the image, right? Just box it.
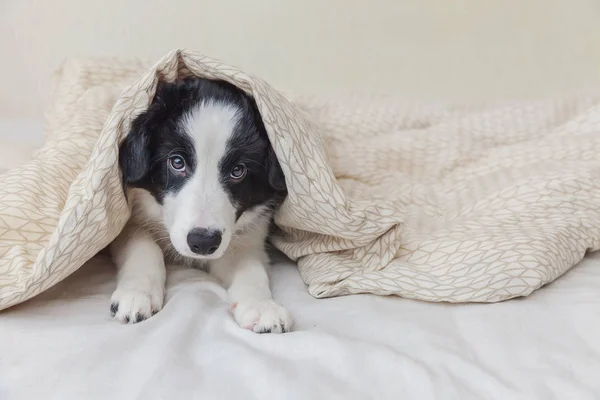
[109,78,291,333]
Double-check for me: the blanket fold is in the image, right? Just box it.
[1,49,599,310]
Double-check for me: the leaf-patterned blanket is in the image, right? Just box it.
[1,50,599,310]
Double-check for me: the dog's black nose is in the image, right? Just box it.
[187,229,222,255]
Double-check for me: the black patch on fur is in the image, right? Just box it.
[110,302,119,317]
[119,78,287,212]
[119,81,199,203]
[218,87,287,219]
[134,312,146,323]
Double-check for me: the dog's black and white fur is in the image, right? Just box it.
[109,78,292,333]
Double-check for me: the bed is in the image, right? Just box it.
[1,118,599,399]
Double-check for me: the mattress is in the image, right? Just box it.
[1,119,599,399]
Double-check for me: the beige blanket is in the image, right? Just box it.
[1,50,599,310]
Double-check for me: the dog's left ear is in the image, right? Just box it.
[246,93,287,192]
[267,145,287,192]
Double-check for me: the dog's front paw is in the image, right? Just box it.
[110,285,164,324]
[231,300,292,333]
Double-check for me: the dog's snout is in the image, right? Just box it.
[187,229,222,255]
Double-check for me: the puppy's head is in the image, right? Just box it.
[120,78,286,260]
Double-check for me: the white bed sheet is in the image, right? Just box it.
[1,119,599,400]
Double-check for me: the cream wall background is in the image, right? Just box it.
[1,0,600,117]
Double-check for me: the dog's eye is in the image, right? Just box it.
[230,164,247,180]
[169,155,186,172]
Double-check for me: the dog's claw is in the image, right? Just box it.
[110,302,119,317]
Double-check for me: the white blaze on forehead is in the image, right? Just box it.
[163,100,242,259]
[183,100,241,160]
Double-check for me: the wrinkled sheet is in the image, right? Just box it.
[1,250,599,400]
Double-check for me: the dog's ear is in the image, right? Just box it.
[245,92,287,193]
[266,145,287,192]
[119,119,151,186]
